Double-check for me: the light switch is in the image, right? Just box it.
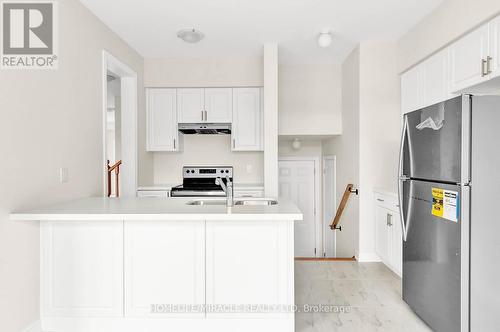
[59,167,68,183]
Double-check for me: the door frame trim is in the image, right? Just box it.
[322,155,337,258]
[102,50,138,197]
[278,156,321,258]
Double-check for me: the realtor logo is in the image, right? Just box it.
[1,1,58,69]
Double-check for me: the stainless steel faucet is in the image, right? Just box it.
[215,176,233,207]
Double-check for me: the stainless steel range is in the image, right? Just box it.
[170,166,233,197]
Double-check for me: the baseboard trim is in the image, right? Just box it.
[22,321,41,332]
[295,256,356,261]
[357,252,381,262]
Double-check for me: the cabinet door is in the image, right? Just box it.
[177,88,205,123]
[489,16,500,79]
[41,221,123,317]
[124,221,205,317]
[205,88,232,123]
[375,206,390,264]
[206,220,293,318]
[422,49,453,107]
[232,88,263,151]
[146,88,179,151]
[391,212,403,276]
[449,24,490,92]
[401,66,422,114]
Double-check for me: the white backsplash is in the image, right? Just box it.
[153,135,264,184]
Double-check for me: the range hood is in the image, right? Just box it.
[178,123,231,135]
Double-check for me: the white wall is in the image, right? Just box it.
[279,64,342,136]
[397,0,500,72]
[154,135,264,184]
[322,47,360,258]
[358,42,400,260]
[0,0,145,330]
[144,56,263,87]
[143,56,265,186]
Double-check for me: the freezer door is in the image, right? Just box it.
[402,180,461,332]
[470,96,500,331]
[403,96,469,183]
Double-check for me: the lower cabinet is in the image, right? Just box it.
[205,221,293,317]
[124,221,205,317]
[374,192,403,276]
[41,221,124,317]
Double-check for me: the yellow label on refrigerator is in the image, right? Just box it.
[432,187,444,218]
[432,187,459,222]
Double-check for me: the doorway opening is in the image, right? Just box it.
[323,155,337,258]
[102,51,137,197]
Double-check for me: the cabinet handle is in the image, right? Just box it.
[482,58,488,77]
[377,198,385,202]
[201,111,204,121]
[487,56,493,74]
[386,214,393,227]
[173,138,176,149]
[205,110,208,122]
[233,138,236,149]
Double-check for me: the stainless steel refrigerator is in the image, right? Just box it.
[398,95,500,332]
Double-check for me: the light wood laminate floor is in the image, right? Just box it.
[295,261,432,332]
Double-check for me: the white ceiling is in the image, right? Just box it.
[79,0,443,65]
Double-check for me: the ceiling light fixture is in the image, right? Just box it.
[317,29,333,48]
[177,28,204,43]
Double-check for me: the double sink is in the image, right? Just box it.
[186,198,278,206]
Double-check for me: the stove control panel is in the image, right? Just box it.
[183,166,233,178]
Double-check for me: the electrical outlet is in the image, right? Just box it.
[59,167,68,183]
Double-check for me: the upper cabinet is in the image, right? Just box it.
[232,88,263,151]
[177,88,232,123]
[146,88,180,152]
[205,88,232,123]
[401,14,500,114]
[177,88,205,123]
[449,24,490,92]
[489,16,500,80]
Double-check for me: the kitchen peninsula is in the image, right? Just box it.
[11,197,302,332]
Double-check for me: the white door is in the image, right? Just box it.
[449,24,490,92]
[41,221,123,317]
[205,88,232,123]
[232,88,263,151]
[391,212,403,276]
[177,88,205,123]
[278,160,316,257]
[323,157,336,258]
[146,88,179,151]
[124,221,205,317]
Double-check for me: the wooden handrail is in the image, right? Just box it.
[107,160,122,197]
[330,184,358,231]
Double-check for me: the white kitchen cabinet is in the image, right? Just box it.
[489,16,500,79]
[205,88,232,122]
[177,88,205,123]
[449,24,490,92]
[422,49,454,107]
[205,220,293,318]
[137,190,170,198]
[232,88,263,151]
[124,221,205,317]
[401,65,422,114]
[146,88,180,152]
[41,221,123,317]
[374,192,402,276]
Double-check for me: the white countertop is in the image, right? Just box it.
[137,183,265,191]
[10,197,302,221]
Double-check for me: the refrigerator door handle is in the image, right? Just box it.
[398,116,409,241]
